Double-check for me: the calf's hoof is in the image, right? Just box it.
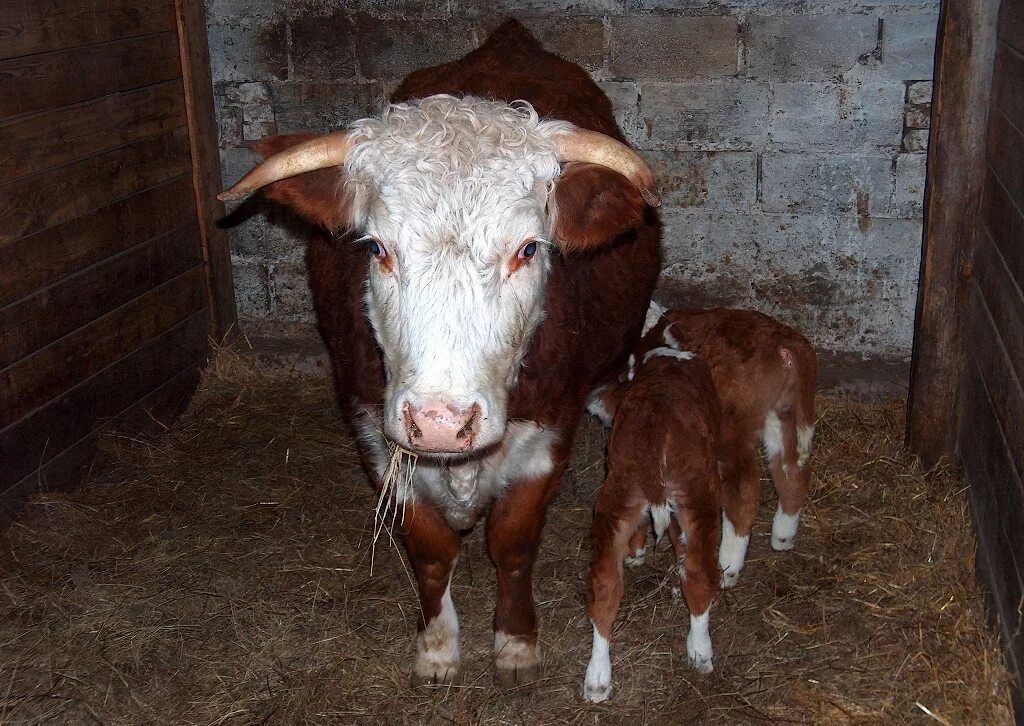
[720,569,740,589]
[494,661,542,689]
[583,679,611,703]
[583,656,612,703]
[493,633,541,688]
[770,533,796,551]
[771,507,800,551]
[688,652,714,674]
[624,547,646,568]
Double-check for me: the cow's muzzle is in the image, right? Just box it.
[402,399,481,454]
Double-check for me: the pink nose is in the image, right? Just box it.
[402,400,481,453]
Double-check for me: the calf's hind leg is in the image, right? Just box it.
[717,442,760,588]
[676,501,720,672]
[583,486,646,703]
[765,408,812,551]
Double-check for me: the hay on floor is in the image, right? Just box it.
[0,349,1015,725]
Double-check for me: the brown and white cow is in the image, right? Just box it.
[590,304,818,588]
[220,21,662,686]
[584,344,721,702]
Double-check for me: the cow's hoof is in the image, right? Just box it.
[410,658,459,688]
[494,661,542,689]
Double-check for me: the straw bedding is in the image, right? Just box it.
[0,350,1014,724]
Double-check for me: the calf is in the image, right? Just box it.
[592,305,818,588]
[583,345,721,703]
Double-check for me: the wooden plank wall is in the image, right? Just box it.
[0,0,231,524]
[958,1,1024,714]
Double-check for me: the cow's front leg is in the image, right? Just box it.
[486,473,558,687]
[399,499,462,686]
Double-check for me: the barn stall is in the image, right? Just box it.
[0,0,1021,722]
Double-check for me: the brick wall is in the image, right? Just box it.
[208,0,938,360]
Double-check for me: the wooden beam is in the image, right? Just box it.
[0,80,187,185]
[174,0,238,343]
[0,175,195,307]
[906,0,1001,466]
[0,222,202,367]
[0,32,182,121]
[0,266,205,428]
[0,126,191,245]
[0,0,175,61]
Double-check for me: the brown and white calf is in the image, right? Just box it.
[584,345,721,702]
[590,304,818,588]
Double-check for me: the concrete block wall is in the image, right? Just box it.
[208,0,939,360]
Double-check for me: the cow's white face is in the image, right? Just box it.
[346,96,570,456]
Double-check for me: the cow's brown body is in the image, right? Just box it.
[294,21,661,684]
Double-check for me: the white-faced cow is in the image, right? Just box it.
[220,20,662,686]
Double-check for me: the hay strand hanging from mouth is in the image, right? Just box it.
[369,443,418,576]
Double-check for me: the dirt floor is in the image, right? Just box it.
[0,352,1016,725]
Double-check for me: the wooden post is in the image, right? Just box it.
[906,0,1000,466]
[174,0,238,343]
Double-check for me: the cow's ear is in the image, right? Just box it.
[251,134,353,231]
[549,162,647,252]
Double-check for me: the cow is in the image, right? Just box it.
[589,304,818,588]
[219,20,663,686]
[583,341,721,702]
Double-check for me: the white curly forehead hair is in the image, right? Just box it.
[220,93,658,456]
[345,96,570,456]
[345,95,570,233]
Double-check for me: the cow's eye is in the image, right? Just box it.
[366,238,386,258]
[518,240,538,260]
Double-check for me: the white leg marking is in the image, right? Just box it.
[626,354,636,381]
[686,610,713,673]
[771,504,801,551]
[494,631,540,670]
[762,411,783,461]
[797,425,815,468]
[583,623,612,703]
[413,581,460,681]
[719,513,749,589]
[624,546,646,568]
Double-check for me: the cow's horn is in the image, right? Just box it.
[553,127,661,207]
[217,131,355,202]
